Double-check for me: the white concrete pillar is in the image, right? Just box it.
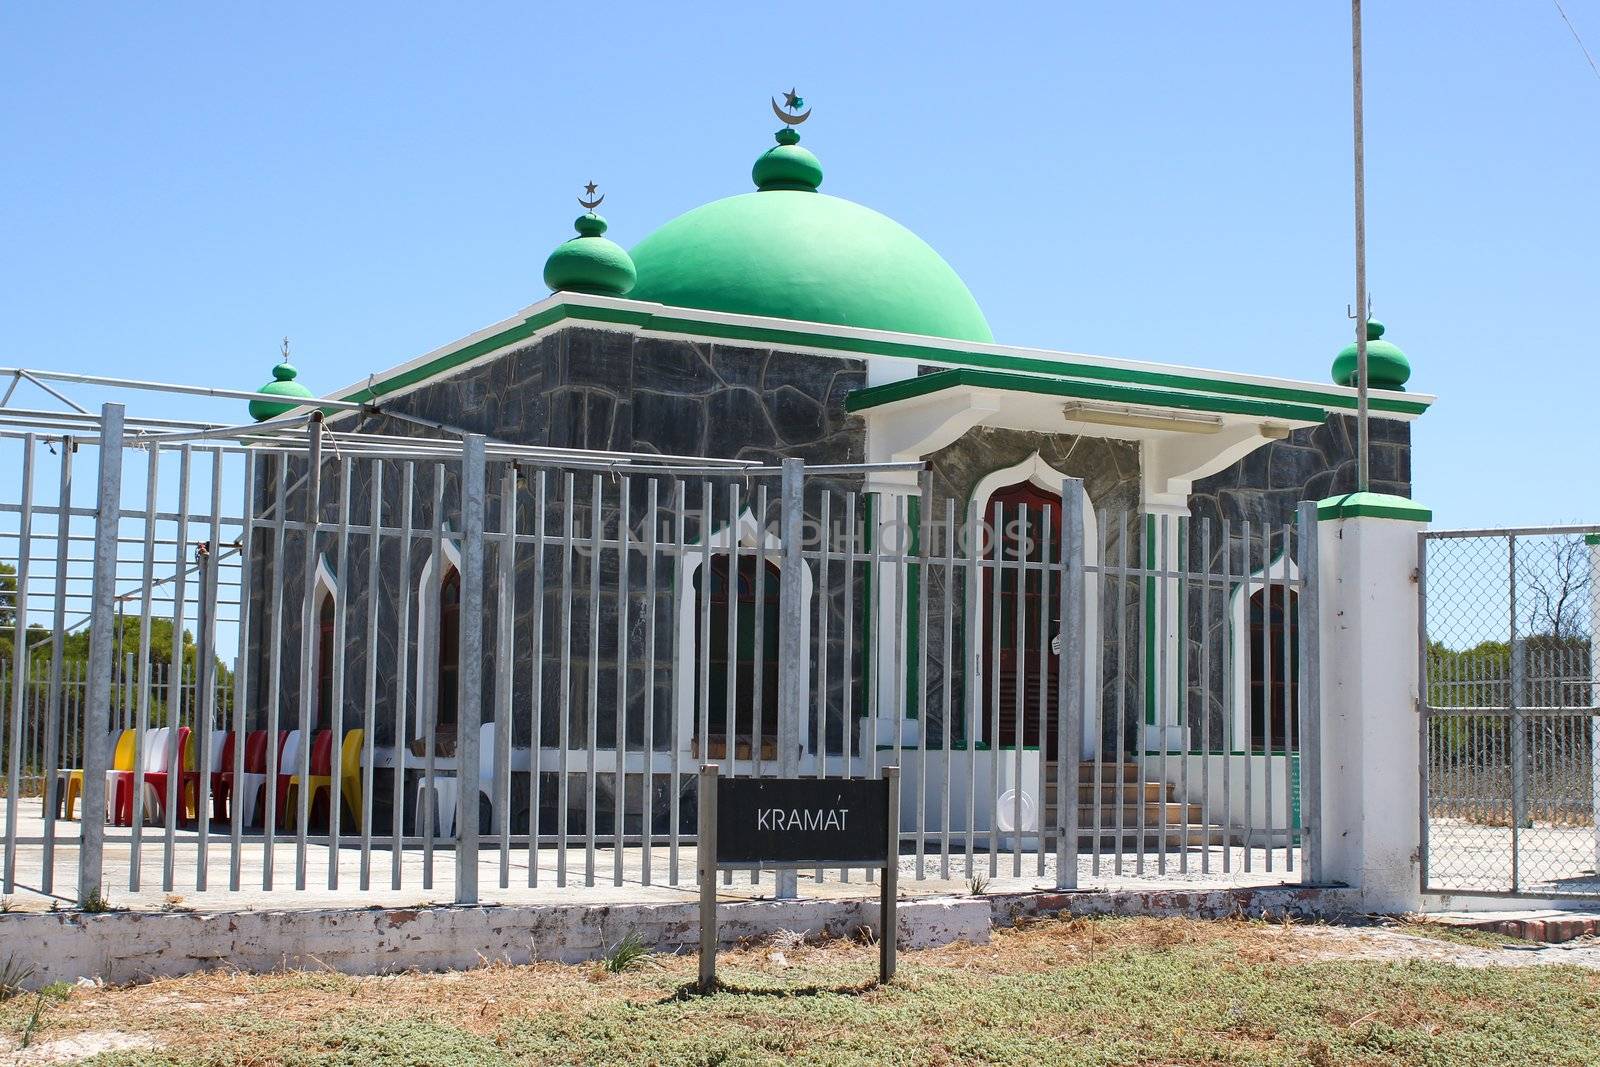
[861,472,919,754]
[1314,492,1431,913]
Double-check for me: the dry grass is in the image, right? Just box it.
[4,916,1600,1065]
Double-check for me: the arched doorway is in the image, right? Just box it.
[982,480,1063,756]
[436,566,461,731]
[693,555,781,761]
[313,590,335,731]
[1248,586,1298,752]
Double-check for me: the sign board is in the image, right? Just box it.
[715,777,890,868]
[698,765,899,991]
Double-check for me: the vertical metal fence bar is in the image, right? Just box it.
[1178,515,1191,873]
[916,472,932,880]
[693,481,711,889]
[42,437,73,894]
[563,470,582,889]
[641,477,658,887]
[194,449,224,890]
[584,473,601,888]
[1058,479,1084,891]
[455,435,486,905]
[263,451,288,890]
[1278,524,1293,872]
[722,483,737,887]
[1135,514,1149,875]
[842,491,857,883]
[753,482,768,785]
[165,444,193,893]
[390,464,415,891]
[1241,519,1253,873]
[1220,519,1233,874]
[988,501,1002,878]
[358,458,381,890]
[1114,512,1128,877]
[420,464,444,890]
[668,480,686,886]
[1297,504,1321,884]
[815,489,832,885]
[293,426,321,892]
[326,455,351,891]
[775,457,804,900]
[1261,521,1274,874]
[2,434,34,895]
[79,404,124,905]
[962,498,979,879]
[613,474,630,887]
[1010,501,1025,878]
[495,462,516,890]
[866,489,882,885]
[1200,518,1213,874]
[529,470,548,888]
[1034,502,1051,879]
[1090,508,1107,877]
[1157,512,1170,874]
[1509,534,1524,893]
[940,496,955,881]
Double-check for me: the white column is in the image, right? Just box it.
[1141,496,1188,752]
[862,471,919,755]
[1315,495,1430,912]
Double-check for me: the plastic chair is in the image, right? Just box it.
[109,726,196,825]
[208,731,236,822]
[283,729,364,827]
[277,730,333,825]
[226,730,286,828]
[415,722,495,840]
[60,729,133,820]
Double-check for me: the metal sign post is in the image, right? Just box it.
[698,764,900,992]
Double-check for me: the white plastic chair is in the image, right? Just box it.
[415,722,496,840]
[107,726,170,823]
[237,730,297,828]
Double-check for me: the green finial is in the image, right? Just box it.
[543,182,636,297]
[249,337,316,422]
[755,88,823,191]
[1331,317,1412,391]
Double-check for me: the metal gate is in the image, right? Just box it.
[1420,525,1600,898]
[1,399,1324,906]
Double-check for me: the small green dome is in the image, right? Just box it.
[628,129,991,343]
[249,361,315,422]
[1331,319,1411,390]
[752,127,823,191]
[543,211,636,297]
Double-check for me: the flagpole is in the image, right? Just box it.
[1352,0,1371,492]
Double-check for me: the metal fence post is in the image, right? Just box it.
[1508,534,1526,892]
[1057,479,1085,890]
[78,403,124,906]
[1296,501,1323,883]
[456,434,487,905]
[776,457,805,900]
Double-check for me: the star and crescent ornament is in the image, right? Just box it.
[770,87,811,125]
[578,181,604,211]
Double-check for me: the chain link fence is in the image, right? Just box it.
[1421,527,1599,897]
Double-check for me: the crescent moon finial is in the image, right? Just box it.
[771,88,811,126]
[577,180,605,212]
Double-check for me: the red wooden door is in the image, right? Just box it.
[982,481,1063,758]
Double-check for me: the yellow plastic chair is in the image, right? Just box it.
[61,729,134,820]
[284,729,365,826]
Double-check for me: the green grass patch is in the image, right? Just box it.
[32,917,1600,1067]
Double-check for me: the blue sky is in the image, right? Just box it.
[3,2,1597,528]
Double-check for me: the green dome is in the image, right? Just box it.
[544,212,636,297]
[628,131,991,343]
[249,361,315,422]
[1331,319,1411,390]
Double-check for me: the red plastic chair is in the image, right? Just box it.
[108,726,196,825]
[277,729,334,825]
[220,730,285,827]
[208,731,237,822]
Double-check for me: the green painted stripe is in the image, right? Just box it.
[844,368,1330,424]
[329,299,1432,417]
